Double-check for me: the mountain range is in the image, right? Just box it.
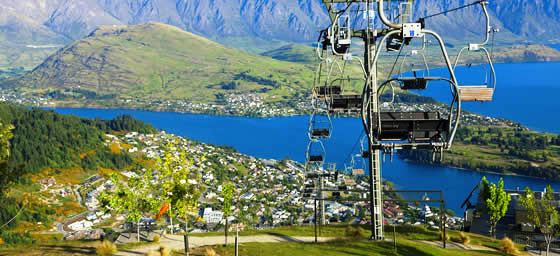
[1,0,560,69]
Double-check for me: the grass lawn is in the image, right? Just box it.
[192,239,504,256]
[0,225,526,256]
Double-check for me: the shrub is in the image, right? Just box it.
[500,237,520,255]
[152,234,160,243]
[205,247,217,256]
[0,231,34,245]
[159,246,170,256]
[96,240,118,256]
[344,225,366,238]
[451,232,471,245]
[459,232,470,245]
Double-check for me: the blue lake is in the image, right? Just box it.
[51,62,560,214]
[423,62,560,133]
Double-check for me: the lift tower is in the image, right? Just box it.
[311,0,493,241]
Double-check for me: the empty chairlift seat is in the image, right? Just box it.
[374,112,450,141]
[308,155,324,163]
[313,86,342,98]
[459,86,494,102]
[311,128,330,138]
[399,77,429,90]
[330,94,362,113]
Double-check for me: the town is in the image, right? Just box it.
[34,130,460,241]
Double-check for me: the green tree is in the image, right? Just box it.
[0,122,13,161]
[0,122,13,194]
[222,182,235,246]
[480,177,511,238]
[100,172,158,242]
[156,140,203,255]
[520,185,559,256]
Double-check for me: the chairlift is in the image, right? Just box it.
[345,153,366,176]
[306,140,326,164]
[452,1,496,102]
[315,59,365,115]
[309,111,333,139]
[395,37,431,90]
[372,28,461,150]
[330,13,352,55]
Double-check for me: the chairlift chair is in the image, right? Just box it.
[347,153,366,176]
[371,28,462,150]
[394,37,431,90]
[306,140,326,164]
[330,13,352,55]
[452,1,496,102]
[309,111,333,139]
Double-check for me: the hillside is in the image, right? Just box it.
[0,102,156,241]
[261,44,317,64]
[1,0,560,69]
[400,126,560,180]
[11,23,314,113]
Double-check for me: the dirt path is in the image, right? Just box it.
[419,240,496,252]
[116,234,334,255]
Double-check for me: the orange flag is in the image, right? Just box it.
[156,203,170,220]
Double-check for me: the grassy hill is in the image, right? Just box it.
[261,44,317,63]
[12,22,314,108]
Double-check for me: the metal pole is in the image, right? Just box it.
[314,199,318,243]
[170,203,174,235]
[365,0,383,241]
[442,192,447,249]
[393,225,397,252]
[235,224,239,256]
[184,215,189,256]
[320,175,325,226]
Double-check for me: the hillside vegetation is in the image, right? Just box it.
[13,23,314,107]
[0,102,155,241]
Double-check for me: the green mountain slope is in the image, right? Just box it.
[13,22,314,107]
[261,44,317,63]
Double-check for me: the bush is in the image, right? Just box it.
[159,246,170,256]
[96,240,118,256]
[450,232,470,245]
[0,231,34,244]
[152,234,160,243]
[459,232,470,245]
[344,225,366,238]
[500,237,520,255]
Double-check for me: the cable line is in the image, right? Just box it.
[419,0,484,20]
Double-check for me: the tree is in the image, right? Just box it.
[479,177,511,238]
[222,182,235,246]
[0,122,13,162]
[156,140,203,255]
[0,122,14,194]
[100,172,158,242]
[520,185,559,256]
